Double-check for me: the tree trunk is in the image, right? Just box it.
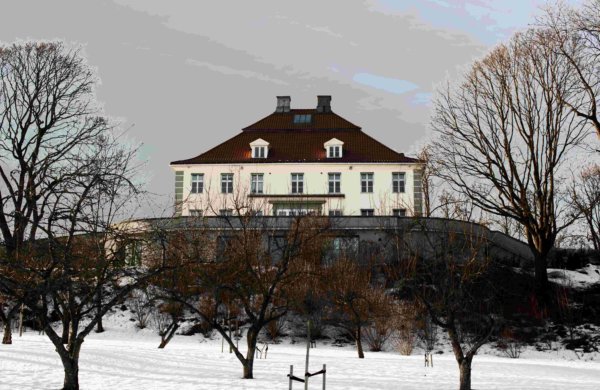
[96,316,104,333]
[243,329,258,379]
[534,254,549,304]
[356,327,364,359]
[61,312,71,344]
[62,356,80,390]
[2,318,12,344]
[458,357,472,390]
[158,321,179,349]
[95,289,104,333]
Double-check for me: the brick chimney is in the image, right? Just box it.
[317,95,332,113]
[276,96,291,113]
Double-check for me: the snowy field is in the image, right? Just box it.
[1,328,600,390]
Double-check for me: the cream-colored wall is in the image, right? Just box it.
[171,162,422,216]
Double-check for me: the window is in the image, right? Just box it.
[291,173,304,194]
[253,146,266,158]
[251,173,264,194]
[329,209,343,216]
[124,241,142,267]
[221,173,233,194]
[216,235,232,262]
[328,146,341,158]
[328,173,341,194]
[191,173,204,194]
[250,139,269,158]
[361,173,374,193]
[324,138,344,158]
[393,208,407,217]
[293,114,312,124]
[189,209,203,217]
[360,209,374,217]
[219,209,233,216]
[392,172,406,193]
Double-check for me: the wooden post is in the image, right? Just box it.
[305,320,311,390]
[18,304,24,337]
[289,365,293,390]
[236,319,239,350]
[322,364,326,390]
[228,311,232,354]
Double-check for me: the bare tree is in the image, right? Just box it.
[395,221,499,390]
[571,164,600,250]
[431,29,589,303]
[0,41,111,344]
[152,208,329,379]
[153,302,183,349]
[0,41,161,390]
[129,289,152,329]
[542,0,600,138]
[323,257,393,358]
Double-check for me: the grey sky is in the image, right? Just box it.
[0,0,582,216]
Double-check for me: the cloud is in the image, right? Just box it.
[186,59,288,85]
[411,92,433,106]
[353,73,419,95]
[369,0,585,44]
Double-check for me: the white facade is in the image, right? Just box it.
[171,96,424,217]
[172,162,423,217]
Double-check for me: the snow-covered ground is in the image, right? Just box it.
[548,264,600,289]
[2,326,599,390]
[2,264,599,390]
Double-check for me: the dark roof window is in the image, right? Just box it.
[293,114,312,124]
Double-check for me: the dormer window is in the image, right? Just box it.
[293,114,312,124]
[324,138,344,159]
[250,138,269,159]
[253,146,266,158]
[329,146,341,158]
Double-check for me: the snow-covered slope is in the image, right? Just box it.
[548,264,600,289]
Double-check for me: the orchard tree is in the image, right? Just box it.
[323,257,392,359]
[0,41,158,390]
[152,206,329,379]
[394,221,499,390]
[0,41,109,343]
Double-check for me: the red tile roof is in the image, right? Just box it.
[243,109,361,131]
[171,109,419,165]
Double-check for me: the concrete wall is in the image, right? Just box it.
[132,216,533,267]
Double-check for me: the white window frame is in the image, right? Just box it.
[221,173,234,194]
[324,138,344,158]
[191,173,204,194]
[249,139,269,159]
[251,173,264,194]
[291,173,304,194]
[392,172,406,193]
[328,146,341,158]
[361,173,374,193]
[253,146,266,158]
[360,209,375,217]
[328,173,341,194]
[328,209,343,216]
